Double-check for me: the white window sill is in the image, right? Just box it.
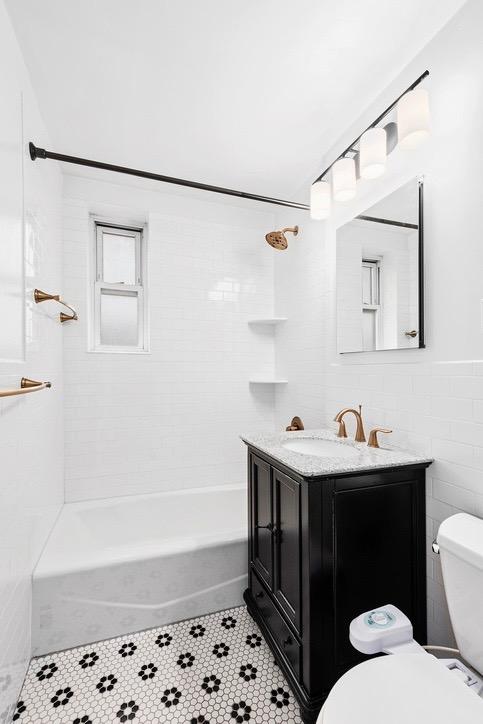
[88,347,151,355]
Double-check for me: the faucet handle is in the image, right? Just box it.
[286,416,304,431]
[368,427,392,449]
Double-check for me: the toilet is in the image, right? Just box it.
[318,513,483,723]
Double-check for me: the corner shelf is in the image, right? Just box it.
[248,317,288,325]
[248,317,288,386]
[249,379,288,385]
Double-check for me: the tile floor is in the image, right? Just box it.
[13,606,302,723]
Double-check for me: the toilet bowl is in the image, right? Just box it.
[319,653,483,723]
[318,513,483,723]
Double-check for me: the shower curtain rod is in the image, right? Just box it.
[29,69,428,212]
[357,215,418,229]
[28,142,310,210]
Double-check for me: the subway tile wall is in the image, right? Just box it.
[0,3,63,717]
[62,178,277,502]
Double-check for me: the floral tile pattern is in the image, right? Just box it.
[14,607,301,723]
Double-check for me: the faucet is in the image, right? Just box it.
[334,405,366,443]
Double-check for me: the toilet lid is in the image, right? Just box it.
[320,654,483,724]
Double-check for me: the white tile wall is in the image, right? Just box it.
[0,1,63,718]
[274,0,483,649]
[62,176,276,502]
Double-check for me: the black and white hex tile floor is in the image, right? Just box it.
[14,606,302,723]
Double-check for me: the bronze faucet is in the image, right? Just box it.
[334,405,366,443]
[286,416,304,431]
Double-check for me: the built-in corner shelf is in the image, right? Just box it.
[248,318,288,386]
[249,378,288,385]
[248,317,288,325]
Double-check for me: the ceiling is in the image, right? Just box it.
[7,0,466,201]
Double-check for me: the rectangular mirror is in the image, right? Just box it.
[336,178,424,353]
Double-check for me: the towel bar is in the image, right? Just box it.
[34,288,78,322]
[0,378,52,398]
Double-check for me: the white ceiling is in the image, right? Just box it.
[7,0,466,201]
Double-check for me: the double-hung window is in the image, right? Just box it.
[92,222,148,352]
[361,258,381,351]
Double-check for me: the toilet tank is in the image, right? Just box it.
[437,513,483,674]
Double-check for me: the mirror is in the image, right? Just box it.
[336,178,424,353]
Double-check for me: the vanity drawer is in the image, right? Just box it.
[251,571,301,678]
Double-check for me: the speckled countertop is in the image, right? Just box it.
[240,428,433,477]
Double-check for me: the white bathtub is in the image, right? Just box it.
[32,485,247,655]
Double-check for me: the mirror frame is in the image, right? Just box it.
[417,178,425,349]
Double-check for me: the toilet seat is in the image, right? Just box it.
[319,653,483,724]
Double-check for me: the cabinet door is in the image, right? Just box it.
[250,455,274,587]
[333,477,425,673]
[273,469,301,630]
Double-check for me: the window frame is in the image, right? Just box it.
[90,219,149,354]
[361,257,382,350]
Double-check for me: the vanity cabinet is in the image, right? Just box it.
[245,448,430,723]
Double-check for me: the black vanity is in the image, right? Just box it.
[242,436,431,723]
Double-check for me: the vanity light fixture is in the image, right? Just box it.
[396,87,431,150]
[332,157,357,202]
[310,180,331,220]
[310,70,430,219]
[359,127,387,179]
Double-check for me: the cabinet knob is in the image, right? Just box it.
[255,591,264,599]
[283,636,293,648]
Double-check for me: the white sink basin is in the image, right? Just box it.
[282,438,359,459]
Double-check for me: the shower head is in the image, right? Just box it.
[265,226,298,250]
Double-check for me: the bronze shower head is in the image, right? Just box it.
[265,226,298,250]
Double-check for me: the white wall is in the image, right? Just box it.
[62,175,276,502]
[0,1,63,718]
[275,0,483,647]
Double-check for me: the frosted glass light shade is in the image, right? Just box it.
[397,88,430,150]
[310,180,331,219]
[332,157,356,202]
[360,127,386,179]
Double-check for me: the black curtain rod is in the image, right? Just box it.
[314,70,429,183]
[356,214,418,229]
[29,143,310,211]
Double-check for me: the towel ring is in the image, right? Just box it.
[34,289,78,323]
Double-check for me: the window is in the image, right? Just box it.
[362,259,380,306]
[362,259,380,351]
[92,222,148,352]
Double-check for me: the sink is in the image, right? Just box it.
[282,437,359,459]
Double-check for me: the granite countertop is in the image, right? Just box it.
[240,428,433,477]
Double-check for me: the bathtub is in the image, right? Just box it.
[32,484,247,655]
